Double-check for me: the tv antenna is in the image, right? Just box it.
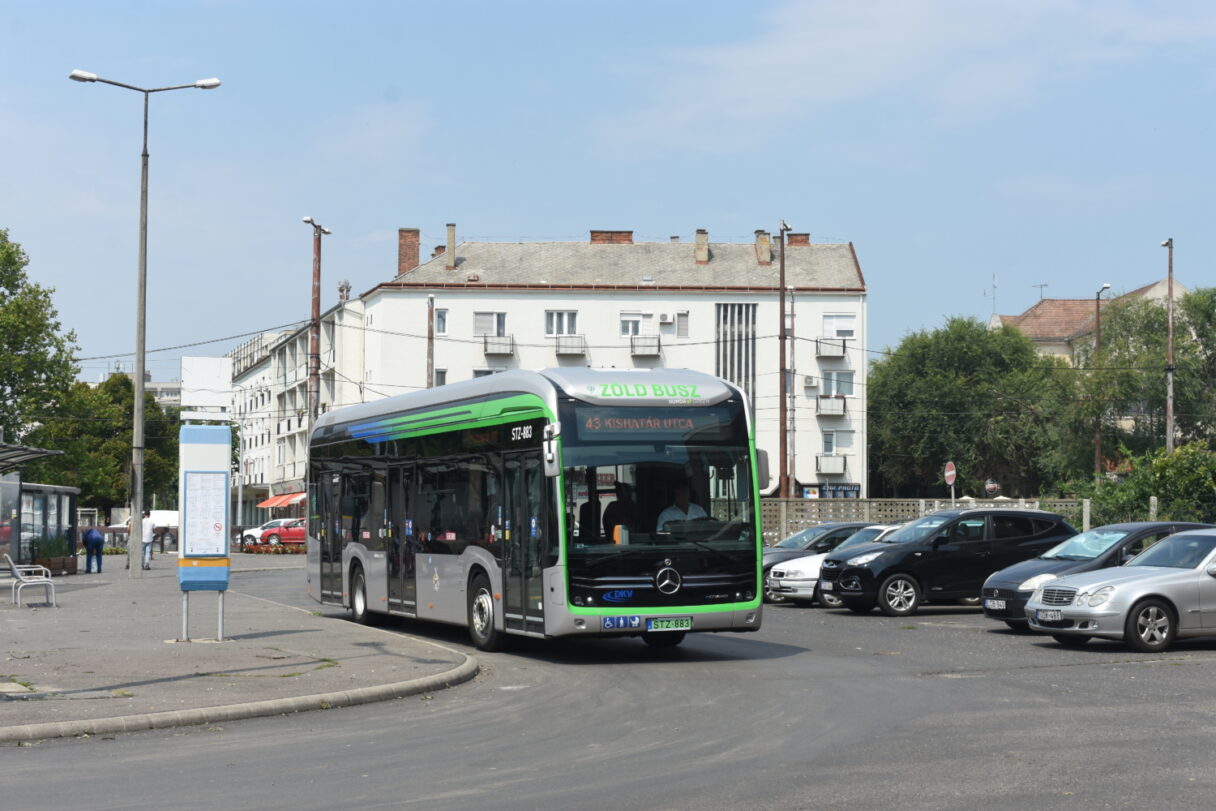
[1032,283,1048,299]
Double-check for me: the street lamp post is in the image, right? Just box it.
[302,217,331,423]
[1162,238,1175,453]
[1093,282,1110,481]
[69,69,220,578]
[777,220,792,499]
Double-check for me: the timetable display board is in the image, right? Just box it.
[183,470,228,557]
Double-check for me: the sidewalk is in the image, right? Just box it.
[0,554,477,743]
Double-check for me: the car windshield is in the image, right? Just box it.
[1042,529,1129,561]
[879,515,955,544]
[836,527,885,550]
[775,525,833,549]
[1126,534,1216,569]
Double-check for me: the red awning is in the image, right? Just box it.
[256,492,304,509]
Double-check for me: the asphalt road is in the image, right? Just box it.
[9,569,1216,810]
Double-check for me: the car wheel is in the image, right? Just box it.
[815,583,844,609]
[1051,633,1090,647]
[762,572,786,604]
[350,566,369,625]
[642,631,686,648]
[1124,598,1176,653]
[468,573,505,651]
[267,534,280,544]
[877,574,921,617]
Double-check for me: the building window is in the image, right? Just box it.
[434,369,447,387]
[715,303,757,399]
[822,430,854,454]
[546,311,578,336]
[435,309,448,335]
[676,312,689,338]
[823,370,854,397]
[620,312,642,336]
[474,312,507,337]
[823,314,856,338]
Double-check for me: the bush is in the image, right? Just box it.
[1089,442,1216,524]
[245,543,305,555]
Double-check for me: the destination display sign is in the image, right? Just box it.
[574,406,731,441]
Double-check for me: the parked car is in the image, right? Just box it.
[264,518,306,545]
[982,521,1214,631]
[768,524,902,606]
[762,522,873,603]
[818,508,1077,616]
[243,518,296,546]
[1025,528,1216,652]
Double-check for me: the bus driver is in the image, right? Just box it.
[655,483,707,531]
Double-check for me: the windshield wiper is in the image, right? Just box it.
[684,539,745,567]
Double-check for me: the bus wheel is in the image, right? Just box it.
[642,631,686,648]
[468,574,504,651]
[351,566,370,625]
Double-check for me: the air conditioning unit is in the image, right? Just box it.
[803,375,817,388]
[658,313,674,324]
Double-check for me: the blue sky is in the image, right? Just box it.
[3,0,1214,383]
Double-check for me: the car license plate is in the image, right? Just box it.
[984,598,1006,610]
[646,617,692,632]
[1036,609,1062,622]
[820,581,833,591]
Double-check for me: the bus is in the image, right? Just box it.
[306,367,766,650]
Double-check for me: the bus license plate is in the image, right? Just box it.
[1036,609,1062,622]
[647,617,692,632]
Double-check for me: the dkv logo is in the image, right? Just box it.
[602,589,634,603]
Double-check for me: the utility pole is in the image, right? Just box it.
[303,217,331,423]
[427,294,435,388]
[777,220,792,498]
[787,284,797,495]
[1162,238,1175,453]
[1094,283,1110,480]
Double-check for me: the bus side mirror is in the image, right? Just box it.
[755,450,770,490]
[543,422,561,478]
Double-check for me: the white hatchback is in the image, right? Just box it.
[768,524,901,606]
[242,518,295,545]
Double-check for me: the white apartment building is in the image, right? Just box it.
[233,224,869,518]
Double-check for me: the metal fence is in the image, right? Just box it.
[758,497,1082,544]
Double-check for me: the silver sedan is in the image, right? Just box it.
[1024,528,1216,652]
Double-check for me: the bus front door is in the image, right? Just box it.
[387,464,417,614]
[319,471,343,601]
[504,450,546,635]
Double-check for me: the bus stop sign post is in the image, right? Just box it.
[178,425,231,642]
[944,461,957,507]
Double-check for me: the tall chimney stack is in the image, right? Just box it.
[787,233,811,247]
[398,228,420,276]
[754,230,772,265]
[694,229,710,264]
[445,223,457,270]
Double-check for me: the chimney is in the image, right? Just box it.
[446,223,457,270]
[694,229,709,264]
[754,230,772,265]
[787,233,811,247]
[398,228,420,275]
[590,230,634,244]
[670,235,680,243]
[432,244,445,258]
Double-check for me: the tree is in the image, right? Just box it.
[867,317,1083,497]
[1084,442,1216,525]
[23,374,179,512]
[0,228,78,442]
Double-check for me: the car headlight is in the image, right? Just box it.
[1018,573,1059,592]
[1080,586,1114,607]
[846,551,884,566]
[1030,587,1045,604]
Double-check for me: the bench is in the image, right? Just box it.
[4,554,57,607]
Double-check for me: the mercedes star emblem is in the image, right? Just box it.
[655,566,682,595]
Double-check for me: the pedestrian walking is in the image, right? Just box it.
[83,525,105,573]
[141,509,155,570]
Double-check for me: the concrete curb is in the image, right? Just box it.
[0,654,479,744]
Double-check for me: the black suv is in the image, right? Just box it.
[818,508,1077,616]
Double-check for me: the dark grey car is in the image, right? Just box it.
[762,522,872,603]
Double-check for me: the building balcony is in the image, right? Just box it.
[630,335,661,357]
[483,335,516,356]
[816,455,847,475]
[816,337,848,358]
[816,396,847,416]
[553,334,588,356]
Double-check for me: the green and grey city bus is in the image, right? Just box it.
[306,367,765,649]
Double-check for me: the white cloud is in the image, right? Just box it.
[597,0,1216,151]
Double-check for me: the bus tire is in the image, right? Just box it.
[642,631,686,648]
[351,565,370,625]
[468,573,504,651]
